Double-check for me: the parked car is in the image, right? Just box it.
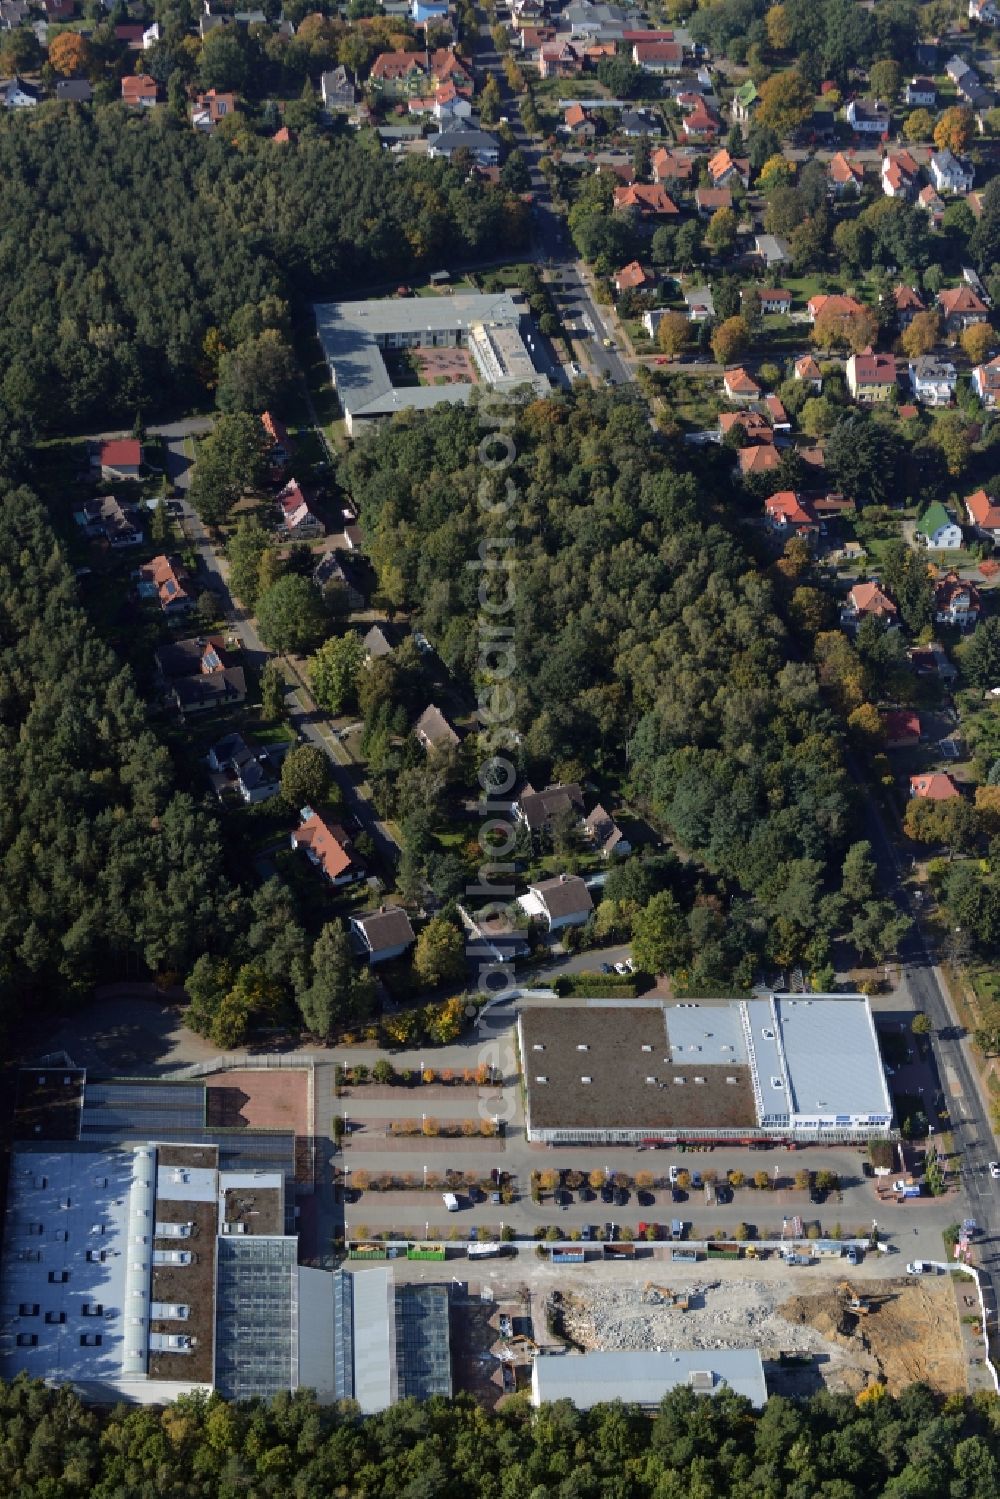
[906,1260,935,1275]
[581,1224,594,1240]
[990,1161,1000,1180]
[600,1184,614,1204]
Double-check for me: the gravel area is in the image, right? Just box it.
[559,1279,831,1357]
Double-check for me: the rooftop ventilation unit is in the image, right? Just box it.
[535,1076,548,1084]
[771,1077,783,1089]
[580,1076,592,1084]
[726,1076,738,1084]
[762,1028,775,1039]
[641,1044,652,1052]
[532,1043,544,1051]
[673,1077,686,1085]
[577,1044,589,1052]
[645,1076,657,1084]
[694,1076,705,1084]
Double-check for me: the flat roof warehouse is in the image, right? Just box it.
[518,994,894,1145]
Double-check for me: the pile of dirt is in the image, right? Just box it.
[780,1278,966,1395]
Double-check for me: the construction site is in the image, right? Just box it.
[447,1267,969,1403]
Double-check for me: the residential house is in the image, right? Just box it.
[938,284,988,331]
[807,293,865,324]
[427,128,500,167]
[582,805,631,859]
[764,490,820,538]
[291,806,359,886]
[613,184,679,218]
[695,187,733,216]
[707,148,749,189]
[363,623,395,661]
[756,287,792,315]
[680,98,719,141]
[881,150,919,199]
[972,355,1000,406]
[74,495,143,547]
[846,97,890,135]
[828,151,864,197]
[429,82,472,123]
[121,75,158,107]
[881,709,921,749]
[115,22,145,47]
[142,22,160,48]
[965,488,1000,538]
[909,356,956,407]
[930,148,974,194]
[563,102,596,138]
[369,50,429,97]
[935,572,980,627]
[737,443,781,479]
[652,147,696,185]
[320,66,356,111]
[277,478,324,539]
[893,284,926,328]
[412,0,449,23]
[683,285,715,321]
[632,40,682,72]
[262,410,292,468]
[754,234,791,269]
[613,261,655,295]
[313,551,364,609]
[723,367,761,404]
[905,77,937,107]
[842,580,897,624]
[915,501,963,549]
[2,77,39,108]
[846,349,896,402]
[538,40,583,77]
[515,782,585,842]
[731,79,758,124]
[517,873,594,933]
[41,0,73,15]
[970,0,1000,23]
[155,635,227,680]
[946,55,990,108]
[910,772,960,800]
[718,411,773,444]
[620,108,660,138]
[916,184,945,229]
[350,906,416,964]
[414,703,460,755]
[156,636,246,713]
[96,438,142,478]
[764,394,791,431]
[136,555,191,614]
[457,904,530,962]
[794,354,823,390]
[192,90,237,131]
[55,79,93,103]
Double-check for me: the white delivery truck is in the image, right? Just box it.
[442,1192,460,1212]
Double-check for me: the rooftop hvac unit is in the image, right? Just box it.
[673,1077,685,1085]
[535,1076,548,1084]
[532,1043,544,1051]
[641,1044,652,1052]
[689,1370,715,1392]
[694,1077,706,1084]
[771,1078,783,1089]
[645,1076,657,1085]
[762,1028,775,1039]
[576,1044,589,1052]
[726,1077,738,1085]
[580,1076,592,1084]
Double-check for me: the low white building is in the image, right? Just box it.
[930,148,974,194]
[908,356,957,407]
[518,874,594,932]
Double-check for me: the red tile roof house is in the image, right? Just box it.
[965,488,1000,539]
[136,554,192,614]
[96,438,142,478]
[938,285,988,332]
[632,40,683,73]
[262,410,292,467]
[723,367,761,404]
[828,151,865,196]
[846,348,896,402]
[652,147,697,184]
[538,39,583,77]
[737,443,782,479]
[881,149,919,199]
[192,90,238,132]
[707,148,750,188]
[290,806,358,886]
[277,478,324,539]
[121,75,158,107]
[935,572,980,628]
[893,284,926,328]
[695,187,733,216]
[881,709,921,749]
[681,97,720,140]
[613,260,655,294]
[718,410,773,443]
[612,184,679,218]
[564,102,596,138]
[794,354,823,390]
[764,394,790,430]
[764,490,820,537]
[756,287,792,315]
[842,581,897,625]
[369,50,429,97]
[910,772,960,800]
[350,905,416,964]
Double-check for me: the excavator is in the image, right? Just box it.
[642,1283,690,1310]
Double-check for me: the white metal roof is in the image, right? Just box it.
[531,1348,767,1408]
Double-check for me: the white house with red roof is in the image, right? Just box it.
[938,284,988,331]
[632,40,683,72]
[794,354,823,390]
[965,488,1000,537]
[910,772,960,800]
[881,709,921,749]
[96,438,143,478]
[935,571,980,627]
[764,491,819,537]
[707,148,750,188]
[972,355,1000,407]
[828,152,864,197]
[613,184,679,217]
[893,284,926,328]
[277,478,324,539]
[681,97,720,140]
[881,150,919,199]
[290,806,359,886]
[842,581,897,625]
[137,554,191,614]
[723,367,761,404]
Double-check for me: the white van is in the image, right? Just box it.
[442,1192,460,1212]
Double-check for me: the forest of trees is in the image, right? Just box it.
[0,1373,997,1498]
[338,389,906,986]
[0,109,528,435]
